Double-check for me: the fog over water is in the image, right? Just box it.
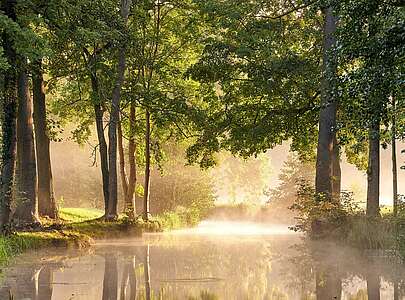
[1,221,405,299]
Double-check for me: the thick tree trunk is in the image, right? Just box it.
[367,122,380,216]
[332,136,341,198]
[126,104,137,219]
[392,98,398,216]
[14,68,39,223]
[315,7,338,199]
[143,110,151,221]
[107,0,132,220]
[0,0,18,230]
[33,60,58,219]
[90,75,110,213]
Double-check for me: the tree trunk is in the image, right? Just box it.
[367,122,380,216]
[315,7,338,200]
[14,68,39,224]
[90,75,110,213]
[332,135,341,198]
[33,60,58,219]
[107,0,132,220]
[0,0,18,230]
[126,104,137,219]
[118,117,129,201]
[143,110,151,221]
[392,97,398,216]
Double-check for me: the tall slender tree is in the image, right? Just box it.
[143,109,151,221]
[106,0,132,220]
[392,97,398,216]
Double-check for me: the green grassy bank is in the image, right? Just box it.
[0,206,201,267]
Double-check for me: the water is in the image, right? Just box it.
[1,221,405,299]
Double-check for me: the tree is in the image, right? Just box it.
[14,64,38,223]
[315,5,338,201]
[33,59,58,219]
[117,106,137,219]
[106,0,132,220]
[186,0,322,168]
[45,0,124,216]
[335,0,404,216]
[0,0,18,229]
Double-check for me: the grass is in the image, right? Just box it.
[0,206,203,267]
[0,230,92,267]
[59,207,104,222]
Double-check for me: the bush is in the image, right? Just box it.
[290,181,361,238]
[290,181,403,254]
[156,206,203,230]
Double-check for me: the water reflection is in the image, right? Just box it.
[1,222,405,299]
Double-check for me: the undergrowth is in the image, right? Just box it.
[291,181,405,258]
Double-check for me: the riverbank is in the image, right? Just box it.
[0,207,197,267]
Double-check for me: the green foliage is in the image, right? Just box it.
[291,182,361,237]
[291,182,405,255]
[335,0,405,163]
[186,0,322,166]
[149,142,215,216]
[156,206,202,230]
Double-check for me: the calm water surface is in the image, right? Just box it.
[1,221,405,299]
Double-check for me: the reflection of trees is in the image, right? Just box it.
[144,245,151,300]
[4,236,405,299]
[102,253,118,300]
[315,266,341,300]
[37,265,53,300]
[0,264,55,300]
[366,272,380,300]
[120,256,137,300]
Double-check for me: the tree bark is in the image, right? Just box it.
[33,60,58,219]
[118,117,129,201]
[107,0,132,220]
[90,74,110,213]
[14,68,39,223]
[332,135,341,198]
[126,104,137,219]
[315,7,338,200]
[143,109,151,221]
[367,122,380,216]
[392,97,398,216]
[0,0,18,230]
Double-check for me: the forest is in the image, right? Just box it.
[0,0,404,299]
